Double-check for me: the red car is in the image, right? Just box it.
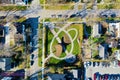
[94,73,96,80]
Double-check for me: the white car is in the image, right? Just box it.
[16,2,25,5]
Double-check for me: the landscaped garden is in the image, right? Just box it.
[45,23,83,66]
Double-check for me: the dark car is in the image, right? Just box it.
[100,75,104,80]
[0,16,5,19]
[104,74,108,80]
[70,14,76,18]
[94,73,96,80]
[93,62,96,67]
[30,54,34,60]
[31,60,34,66]
[117,39,120,49]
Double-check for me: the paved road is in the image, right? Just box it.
[1,9,120,20]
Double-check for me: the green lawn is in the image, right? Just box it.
[67,17,82,22]
[44,4,74,10]
[49,57,61,64]
[68,30,76,39]
[42,18,65,22]
[92,50,99,58]
[38,24,43,67]
[0,6,27,11]
[16,17,26,23]
[40,0,45,4]
[68,24,83,55]
[97,3,120,9]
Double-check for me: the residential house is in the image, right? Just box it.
[47,73,66,80]
[0,58,11,71]
[114,50,120,61]
[0,27,4,37]
[108,22,120,38]
[0,25,10,47]
[26,17,39,52]
[0,0,27,4]
[15,24,25,44]
[98,44,108,59]
[68,69,82,80]
[92,23,102,37]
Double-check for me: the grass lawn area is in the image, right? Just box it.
[43,17,83,23]
[10,40,15,46]
[40,0,45,4]
[44,4,74,10]
[38,24,43,67]
[49,57,61,64]
[78,3,92,9]
[41,18,65,22]
[92,50,99,58]
[47,28,57,54]
[97,3,120,9]
[112,48,118,53]
[26,55,30,68]
[67,17,82,22]
[16,17,26,23]
[69,24,83,42]
[116,0,120,2]
[0,6,27,11]
[68,30,76,39]
[38,45,42,67]
[67,24,83,55]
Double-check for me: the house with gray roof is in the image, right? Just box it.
[0,0,27,4]
[0,58,11,71]
[47,73,66,80]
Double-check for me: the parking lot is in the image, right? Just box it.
[84,61,120,80]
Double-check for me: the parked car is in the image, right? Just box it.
[104,74,108,80]
[93,62,96,67]
[94,73,97,80]
[87,61,91,66]
[117,39,120,49]
[31,60,34,66]
[30,54,34,60]
[70,14,76,18]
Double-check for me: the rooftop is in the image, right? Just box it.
[47,73,66,80]
[0,58,11,71]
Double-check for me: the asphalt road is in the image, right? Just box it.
[1,9,120,20]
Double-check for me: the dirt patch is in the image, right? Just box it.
[63,34,71,44]
[54,44,62,57]
[84,48,91,59]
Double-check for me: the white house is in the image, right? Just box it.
[108,22,120,38]
[92,23,102,37]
